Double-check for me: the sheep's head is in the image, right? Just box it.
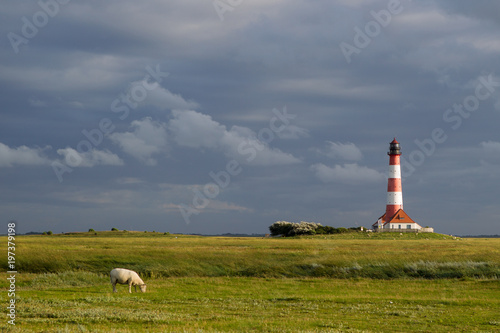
[140,284,147,293]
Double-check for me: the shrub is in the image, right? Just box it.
[111,228,119,231]
[316,226,337,234]
[88,228,95,232]
[269,221,294,236]
[289,221,321,236]
[271,223,360,236]
[269,221,322,236]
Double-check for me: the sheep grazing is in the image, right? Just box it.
[110,268,147,293]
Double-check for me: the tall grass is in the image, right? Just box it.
[29,271,105,289]
[5,232,499,279]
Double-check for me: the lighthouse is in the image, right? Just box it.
[373,138,422,232]
[386,138,403,219]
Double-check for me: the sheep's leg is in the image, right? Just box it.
[112,281,117,293]
[123,278,129,293]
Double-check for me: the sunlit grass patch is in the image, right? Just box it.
[4,277,499,332]
[29,271,106,289]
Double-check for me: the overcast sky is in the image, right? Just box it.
[1,0,500,235]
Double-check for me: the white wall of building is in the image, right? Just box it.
[384,223,421,230]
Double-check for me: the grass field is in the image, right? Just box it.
[1,232,499,332]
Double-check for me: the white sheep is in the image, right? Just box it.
[110,268,147,293]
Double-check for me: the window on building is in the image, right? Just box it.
[407,225,411,229]
[398,225,401,229]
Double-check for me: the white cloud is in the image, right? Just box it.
[495,98,500,111]
[335,0,378,8]
[168,110,225,148]
[0,143,51,167]
[480,141,500,164]
[123,79,199,111]
[276,125,309,139]
[51,189,134,205]
[1,54,135,94]
[269,77,395,101]
[481,140,500,153]
[115,177,145,185]
[68,101,85,109]
[206,200,254,213]
[220,128,301,165]
[168,110,301,166]
[162,200,252,214]
[318,141,363,161]
[310,163,384,184]
[139,81,199,110]
[56,147,124,167]
[110,117,168,166]
[28,97,47,107]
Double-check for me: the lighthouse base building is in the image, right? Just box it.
[373,209,423,232]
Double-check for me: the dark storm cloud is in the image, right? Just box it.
[1,0,499,235]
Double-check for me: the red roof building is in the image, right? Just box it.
[373,209,422,231]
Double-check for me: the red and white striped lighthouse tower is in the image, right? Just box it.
[386,138,403,220]
[373,138,422,231]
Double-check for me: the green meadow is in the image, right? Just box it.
[1,232,499,332]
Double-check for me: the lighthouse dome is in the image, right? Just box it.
[388,138,401,155]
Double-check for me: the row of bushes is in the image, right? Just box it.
[316,226,362,235]
[269,221,362,237]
